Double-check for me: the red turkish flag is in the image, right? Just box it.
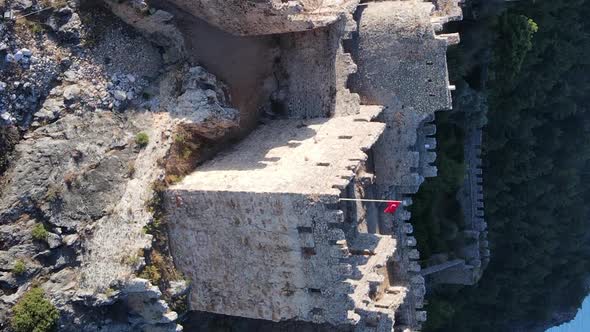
[384,201,401,214]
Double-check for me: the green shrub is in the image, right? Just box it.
[127,161,136,177]
[139,265,161,285]
[170,294,188,314]
[122,253,141,266]
[181,146,191,160]
[104,288,114,298]
[135,132,149,148]
[31,224,48,242]
[45,184,62,202]
[173,133,186,144]
[39,0,68,8]
[10,287,59,332]
[424,298,456,331]
[165,174,182,184]
[15,18,45,35]
[12,259,26,276]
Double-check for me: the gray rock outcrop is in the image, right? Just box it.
[168,66,239,139]
[0,16,239,328]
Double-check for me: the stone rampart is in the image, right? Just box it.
[352,1,458,195]
[161,0,463,330]
[428,124,488,286]
[349,1,462,328]
[275,13,360,119]
[165,107,411,327]
[466,126,489,268]
[417,114,439,179]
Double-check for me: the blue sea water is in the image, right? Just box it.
[547,296,590,332]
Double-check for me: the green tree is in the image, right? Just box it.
[426,0,590,331]
[491,13,538,84]
[135,132,149,148]
[12,259,26,276]
[11,287,59,332]
[31,224,48,242]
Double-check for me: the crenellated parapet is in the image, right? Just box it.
[164,107,404,327]
[460,124,490,272]
[387,201,430,331]
[349,1,462,329]
[429,122,488,286]
[417,114,439,179]
[351,0,460,198]
[469,127,489,268]
[160,0,463,330]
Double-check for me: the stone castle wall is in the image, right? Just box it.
[428,123,489,286]
[351,1,458,194]
[464,126,489,267]
[165,190,356,323]
[162,0,465,330]
[350,1,463,328]
[164,109,405,327]
[417,114,439,179]
[274,12,360,119]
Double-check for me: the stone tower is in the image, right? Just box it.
[163,0,463,330]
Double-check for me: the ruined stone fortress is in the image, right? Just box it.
[161,0,463,330]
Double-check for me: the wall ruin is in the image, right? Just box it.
[165,108,407,327]
[162,0,464,330]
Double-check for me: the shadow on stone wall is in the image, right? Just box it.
[182,311,349,332]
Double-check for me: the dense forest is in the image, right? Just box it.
[418,0,590,331]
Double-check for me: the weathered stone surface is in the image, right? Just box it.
[167,280,189,298]
[147,65,241,139]
[63,234,79,246]
[104,2,186,64]
[169,66,239,139]
[352,0,454,192]
[0,113,138,229]
[162,0,359,35]
[275,16,359,118]
[33,98,64,123]
[46,233,62,249]
[165,107,396,326]
[173,106,383,195]
[0,110,177,331]
[63,84,81,101]
[113,90,127,101]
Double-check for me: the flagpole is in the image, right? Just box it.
[339,198,403,203]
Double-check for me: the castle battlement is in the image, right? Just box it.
[162,0,361,36]
[165,107,411,326]
[163,0,464,330]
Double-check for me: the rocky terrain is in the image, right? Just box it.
[0,1,243,330]
[0,0,466,331]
